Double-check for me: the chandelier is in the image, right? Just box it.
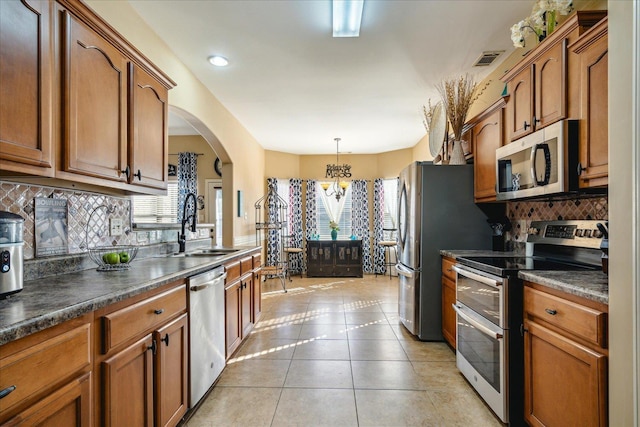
[321,137,350,201]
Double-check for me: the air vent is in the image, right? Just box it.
[473,51,505,67]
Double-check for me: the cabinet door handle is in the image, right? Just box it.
[534,116,540,124]
[0,385,16,399]
[545,308,557,315]
[133,169,142,181]
[154,309,164,315]
[577,162,586,176]
[120,165,131,180]
[161,333,170,346]
[523,121,530,130]
[148,339,157,355]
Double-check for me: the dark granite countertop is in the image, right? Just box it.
[519,270,608,305]
[0,246,260,346]
[439,249,520,259]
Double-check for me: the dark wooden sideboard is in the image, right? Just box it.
[306,240,363,278]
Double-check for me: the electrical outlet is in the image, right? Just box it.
[109,218,123,236]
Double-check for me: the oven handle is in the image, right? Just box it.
[452,265,503,288]
[453,304,504,340]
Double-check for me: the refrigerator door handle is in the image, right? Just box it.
[395,263,415,278]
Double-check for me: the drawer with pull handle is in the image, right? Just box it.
[102,285,186,353]
[524,286,607,347]
[0,322,91,419]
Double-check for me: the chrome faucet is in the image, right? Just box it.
[178,192,197,253]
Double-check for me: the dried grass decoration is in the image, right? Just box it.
[436,74,487,164]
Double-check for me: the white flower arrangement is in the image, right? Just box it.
[511,0,574,48]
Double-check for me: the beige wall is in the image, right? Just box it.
[86,0,265,247]
[264,151,301,180]
[168,135,220,198]
[266,149,412,182]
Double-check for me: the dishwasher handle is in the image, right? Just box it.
[189,265,226,290]
[190,272,226,292]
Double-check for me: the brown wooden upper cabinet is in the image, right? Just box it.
[0,0,175,194]
[569,17,608,189]
[466,97,507,202]
[129,64,170,190]
[0,0,55,177]
[62,11,129,183]
[502,11,607,143]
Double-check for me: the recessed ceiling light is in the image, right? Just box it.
[208,55,229,67]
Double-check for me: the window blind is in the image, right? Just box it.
[132,182,179,223]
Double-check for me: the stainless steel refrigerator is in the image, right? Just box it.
[396,161,495,341]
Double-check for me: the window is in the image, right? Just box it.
[131,182,179,223]
[383,179,398,230]
[316,182,352,239]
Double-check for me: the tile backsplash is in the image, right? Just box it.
[0,181,135,260]
[505,196,608,250]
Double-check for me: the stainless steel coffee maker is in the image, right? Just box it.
[0,211,25,298]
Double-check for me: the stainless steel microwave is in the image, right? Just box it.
[495,120,579,201]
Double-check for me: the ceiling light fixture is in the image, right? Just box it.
[321,138,350,201]
[332,0,364,37]
[208,55,229,67]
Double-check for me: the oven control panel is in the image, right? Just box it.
[527,220,605,249]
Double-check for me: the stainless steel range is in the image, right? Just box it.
[453,220,605,426]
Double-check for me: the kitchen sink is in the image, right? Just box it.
[169,248,240,257]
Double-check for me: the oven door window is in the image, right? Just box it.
[455,303,503,393]
[455,267,503,326]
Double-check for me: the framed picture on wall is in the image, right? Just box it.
[168,164,177,176]
[34,197,69,257]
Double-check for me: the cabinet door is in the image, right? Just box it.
[473,109,503,202]
[3,372,92,427]
[534,40,566,130]
[441,276,456,349]
[252,269,262,323]
[155,314,188,427]
[241,274,253,338]
[0,0,54,175]
[577,34,608,188]
[225,280,242,358]
[102,335,154,427]
[129,64,169,190]
[524,320,607,427]
[507,67,533,141]
[62,11,128,182]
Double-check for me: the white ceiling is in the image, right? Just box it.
[130,0,533,155]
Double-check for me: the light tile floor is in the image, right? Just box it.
[185,275,503,427]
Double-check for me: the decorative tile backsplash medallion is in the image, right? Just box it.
[505,196,608,249]
[0,181,135,260]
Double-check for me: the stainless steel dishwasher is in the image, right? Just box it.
[188,266,227,407]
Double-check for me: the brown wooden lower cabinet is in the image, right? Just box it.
[252,255,262,323]
[523,282,608,427]
[0,314,92,425]
[241,273,253,338]
[441,256,457,349]
[4,372,92,427]
[225,252,262,359]
[154,314,189,427]
[98,281,188,427]
[103,334,155,427]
